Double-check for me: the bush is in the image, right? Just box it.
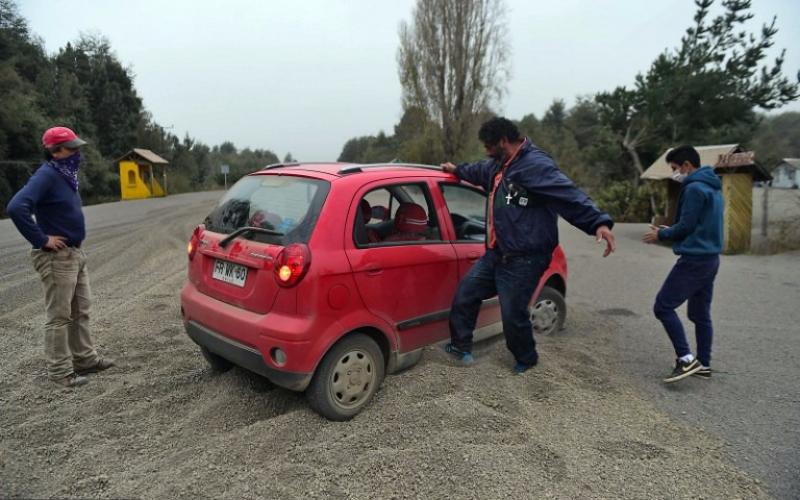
[595,181,662,222]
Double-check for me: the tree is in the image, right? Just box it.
[283,152,295,163]
[597,0,800,189]
[397,0,509,159]
[747,111,800,169]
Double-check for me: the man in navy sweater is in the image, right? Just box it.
[7,126,115,388]
[441,117,615,374]
[643,145,724,383]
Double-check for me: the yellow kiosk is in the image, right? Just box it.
[117,148,169,200]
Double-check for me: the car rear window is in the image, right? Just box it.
[203,174,330,245]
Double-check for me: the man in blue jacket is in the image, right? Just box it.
[7,126,115,388]
[441,117,615,373]
[643,145,724,383]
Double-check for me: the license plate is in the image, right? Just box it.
[212,259,248,287]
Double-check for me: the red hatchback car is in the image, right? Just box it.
[180,162,568,420]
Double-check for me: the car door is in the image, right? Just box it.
[344,180,459,353]
[437,181,501,329]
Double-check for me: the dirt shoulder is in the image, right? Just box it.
[0,192,769,499]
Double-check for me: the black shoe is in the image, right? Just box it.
[692,366,712,379]
[663,358,702,383]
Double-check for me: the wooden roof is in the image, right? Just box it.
[641,144,770,182]
[116,148,169,165]
[641,144,739,180]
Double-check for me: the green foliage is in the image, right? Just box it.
[595,181,664,223]
[596,0,799,188]
[0,1,282,215]
[746,112,800,169]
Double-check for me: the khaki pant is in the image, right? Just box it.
[31,247,99,380]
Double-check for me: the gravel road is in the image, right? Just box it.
[0,191,783,499]
[559,220,800,499]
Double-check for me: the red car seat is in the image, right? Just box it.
[383,202,428,242]
[359,199,381,244]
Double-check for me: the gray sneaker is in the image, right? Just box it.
[52,373,89,388]
[75,357,116,375]
[663,358,702,383]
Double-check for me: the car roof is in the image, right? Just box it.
[249,162,452,182]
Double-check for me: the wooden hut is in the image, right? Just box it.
[641,144,771,254]
[116,149,169,200]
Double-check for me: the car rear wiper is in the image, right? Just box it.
[219,226,284,248]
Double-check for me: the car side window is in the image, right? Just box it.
[440,183,487,242]
[353,183,441,247]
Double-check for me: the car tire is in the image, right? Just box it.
[529,286,566,336]
[306,333,385,421]
[200,347,233,372]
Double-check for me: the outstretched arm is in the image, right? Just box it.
[658,187,703,242]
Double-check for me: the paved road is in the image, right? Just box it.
[1,193,797,498]
[559,221,800,499]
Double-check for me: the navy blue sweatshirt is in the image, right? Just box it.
[456,140,613,255]
[6,163,86,249]
[658,166,724,255]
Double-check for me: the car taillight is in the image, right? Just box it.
[274,243,311,287]
[188,224,204,261]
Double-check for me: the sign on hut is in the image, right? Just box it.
[116,149,169,200]
[641,144,771,254]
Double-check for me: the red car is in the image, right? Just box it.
[180,162,567,420]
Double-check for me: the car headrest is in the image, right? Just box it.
[394,203,428,234]
[359,199,371,222]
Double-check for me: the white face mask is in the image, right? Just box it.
[671,170,687,183]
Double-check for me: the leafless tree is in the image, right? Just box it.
[398,0,510,158]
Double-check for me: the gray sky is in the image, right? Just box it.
[20,0,800,161]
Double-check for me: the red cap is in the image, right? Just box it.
[41,126,87,149]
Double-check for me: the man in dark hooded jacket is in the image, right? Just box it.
[441,117,615,374]
[643,145,724,383]
[7,126,115,388]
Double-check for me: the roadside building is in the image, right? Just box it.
[641,144,771,254]
[116,148,169,200]
[770,158,799,189]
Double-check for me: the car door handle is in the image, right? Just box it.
[364,265,383,276]
[467,252,480,261]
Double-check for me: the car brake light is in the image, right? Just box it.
[188,224,204,261]
[274,243,311,287]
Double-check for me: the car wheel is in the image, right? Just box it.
[306,333,385,421]
[200,347,233,372]
[529,286,566,336]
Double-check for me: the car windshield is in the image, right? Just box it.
[204,174,330,245]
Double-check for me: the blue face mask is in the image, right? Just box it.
[50,151,82,191]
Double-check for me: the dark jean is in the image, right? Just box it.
[653,254,720,367]
[448,249,551,366]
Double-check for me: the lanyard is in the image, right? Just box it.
[487,139,526,248]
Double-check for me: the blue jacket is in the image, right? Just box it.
[455,140,613,255]
[658,166,724,255]
[6,162,86,249]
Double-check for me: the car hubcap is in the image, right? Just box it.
[330,349,376,409]
[530,299,558,335]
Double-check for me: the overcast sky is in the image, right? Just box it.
[19,0,800,161]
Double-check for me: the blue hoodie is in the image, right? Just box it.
[658,166,724,255]
[6,162,86,249]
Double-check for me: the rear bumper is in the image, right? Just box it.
[185,320,312,391]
